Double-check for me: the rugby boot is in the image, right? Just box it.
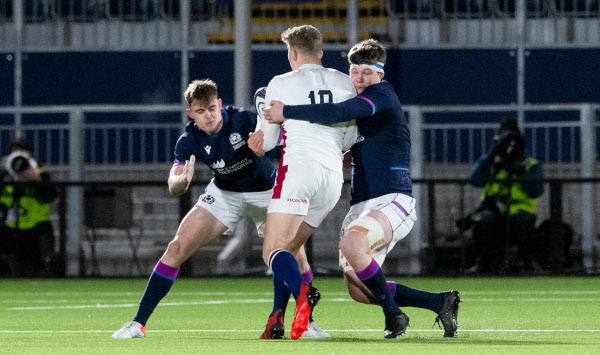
[434,290,461,337]
[384,311,410,339]
[303,322,331,337]
[111,321,146,338]
[290,283,320,340]
[259,309,285,339]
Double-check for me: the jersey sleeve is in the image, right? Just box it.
[239,109,258,139]
[257,79,282,152]
[356,83,398,114]
[282,82,395,124]
[283,98,372,124]
[173,133,195,165]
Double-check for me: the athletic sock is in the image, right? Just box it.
[301,268,313,284]
[133,260,179,326]
[301,268,314,322]
[356,258,400,316]
[271,275,291,316]
[387,281,445,314]
[269,249,302,298]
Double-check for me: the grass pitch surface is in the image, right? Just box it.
[1,277,600,354]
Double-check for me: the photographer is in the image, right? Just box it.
[466,119,544,274]
[0,138,57,277]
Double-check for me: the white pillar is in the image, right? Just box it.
[408,106,423,274]
[234,0,252,108]
[67,109,83,276]
[580,104,596,273]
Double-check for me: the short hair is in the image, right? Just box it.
[184,79,218,107]
[347,39,387,65]
[281,25,323,57]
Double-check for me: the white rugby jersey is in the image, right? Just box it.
[259,63,356,176]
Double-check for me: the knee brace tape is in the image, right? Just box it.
[347,215,385,250]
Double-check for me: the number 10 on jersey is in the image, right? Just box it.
[308,90,333,104]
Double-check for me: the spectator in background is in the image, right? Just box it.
[0,137,57,277]
[465,119,544,274]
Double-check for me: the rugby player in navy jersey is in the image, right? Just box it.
[112,79,326,338]
[264,39,461,338]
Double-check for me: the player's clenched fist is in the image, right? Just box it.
[265,100,286,124]
[248,130,265,156]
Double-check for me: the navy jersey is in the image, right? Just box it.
[283,81,412,205]
[173,106,275,193]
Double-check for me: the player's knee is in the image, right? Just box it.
[340,215,384,256]
[262,245,273,266]
[165,237,186,260]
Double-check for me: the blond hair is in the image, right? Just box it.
[184,79,218,107]
[281,25,323,57]
[347,39,387,65]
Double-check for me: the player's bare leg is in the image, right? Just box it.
[341,211,460,338]
[113,206,227,338]
[339,210,409,339]
[161,206,227,267]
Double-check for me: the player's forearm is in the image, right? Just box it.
[283,99,372,124]
[168,174,190,196]
[258,121,280,152]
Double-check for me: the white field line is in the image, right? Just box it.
[0,329,599,334]
[8,296,600,311]
[1,290,600,297]
[8,298,275,310]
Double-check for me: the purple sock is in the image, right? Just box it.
[301,268,314,322]
[357,259,400,316]
[301,268,313,284]
[133,260,179,326]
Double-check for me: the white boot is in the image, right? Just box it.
[112,321,146,338]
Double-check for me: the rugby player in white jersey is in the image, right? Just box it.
[265,39,461,339]
[248,25,356,340]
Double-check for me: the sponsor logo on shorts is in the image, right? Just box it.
[202,195,215,204]
[287,198,307,204]
[229,133,246,150]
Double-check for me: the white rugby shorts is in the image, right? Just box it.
[195,179,272,232]
[268,160,343,228]
[339,193,417,272]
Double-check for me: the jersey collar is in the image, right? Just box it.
[297,63,323,71]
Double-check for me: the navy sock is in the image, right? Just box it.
[269,249,302,298]
[387,281,445,314]
[271,275,291,316]
[133,261,178,326]
[356,259,400,316]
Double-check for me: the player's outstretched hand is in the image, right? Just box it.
[182,154,195,183]
[265,101,286,124]
[248,131,265,156]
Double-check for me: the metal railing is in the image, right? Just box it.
[2,177,596,277]
[407,103,598,273]
[2,0,600,50]
[0,102,597,274]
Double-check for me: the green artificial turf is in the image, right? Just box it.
[1,277,599,354]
